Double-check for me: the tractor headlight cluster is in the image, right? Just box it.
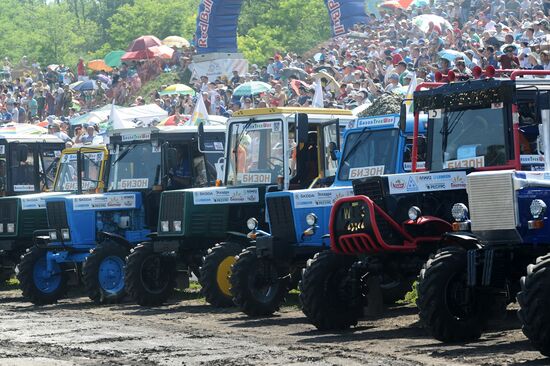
[49,231,57,241]
[173,220,182,232]
[408,206,422,221]
[451,203,469,222]
[7,223,15,233]
[530,199,547,219]
[0,223,4,233]
[161,220,169,232]
[61,229,70,240]
[305,213,318,227]
[247,218,258,231]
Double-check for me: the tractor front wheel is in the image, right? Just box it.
[125,243,177,306]
[299,251,362,330]
[230,247,289,316]
[518,253,550,356]
[199,241,242,307]
[16,246,67,305]
[82,241,129,304]
[417,247,488,342]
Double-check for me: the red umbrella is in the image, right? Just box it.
[121,49,156,61]
[127,35,162,51]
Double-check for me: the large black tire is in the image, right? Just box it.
[199,241,242,307]
[518,253,550,356]
[82,241,129,304]
[417,247,489,342]
[125,243,177,307]
[230,247,289,316]
[16,246,68,305]
[299,251,362,330]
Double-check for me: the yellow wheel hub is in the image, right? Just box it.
[216,256,236,297]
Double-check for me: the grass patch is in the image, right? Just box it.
[398,281,418,305]
[132,72,181,105]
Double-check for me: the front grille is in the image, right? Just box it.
[46,201,68,230]
[352,177,384,202]
[159,192,185,232]
[467,171,516,232]
[267,196,295,242]
[190,212,225,233]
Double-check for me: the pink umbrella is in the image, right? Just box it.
[127,35,162,52]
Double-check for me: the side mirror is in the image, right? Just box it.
[17,144,29,162]
[198,122,206,152]
[296,113,309,144]
[328,141,338,161]
[165,147,178,171]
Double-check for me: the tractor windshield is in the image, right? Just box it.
[429,106,507,171]
[226,120,285,186]
[108,142,161,190]
[54,150,105,192]
[338,128,400,181]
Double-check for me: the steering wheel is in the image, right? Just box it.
[266,157,284,168]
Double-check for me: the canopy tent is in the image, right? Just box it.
[70,104,167,129]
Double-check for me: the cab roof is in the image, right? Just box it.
[0,133,64,144]
[109,124,226,137]
[232,107,353,117]
[62,145,108,154]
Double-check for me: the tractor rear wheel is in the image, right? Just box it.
[199,241,242,307]
[82,241,129,304]
[518,253,550,356]
[299,251,362,330]
[125,243,177,306]
[230,247,289,316]
[16,246,67,305]
[417,247,489,342]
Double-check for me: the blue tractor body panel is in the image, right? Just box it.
[44,192,148,264]
[517,187,550,244]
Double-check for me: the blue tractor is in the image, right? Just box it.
[16,125,226,305]
[230,113,427,316]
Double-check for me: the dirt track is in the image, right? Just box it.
[0,284,547,366]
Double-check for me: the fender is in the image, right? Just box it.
[403,216,452,235]
[225,231,250,245]
[439,232,483,250]
[97,232,132,250]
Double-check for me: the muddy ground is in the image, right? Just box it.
[0,284,547,366]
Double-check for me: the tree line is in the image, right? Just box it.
[1,0,330,68]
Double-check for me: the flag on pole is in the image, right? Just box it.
[404,72,417,115]
[312,80,324,108]
[189,94,209,126]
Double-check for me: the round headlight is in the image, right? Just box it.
[247,218,258,231]
[530,199,547,219]
[408,206,421,221]
[306,213,318,227]
[451,203,469,222]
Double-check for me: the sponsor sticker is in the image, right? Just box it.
[293,188,354,209]
[72,194,136,210]
[444,156,485,169]
[152,146,161,153]
[214,142,224,151]
[21,197,46,210]
[353,115,399,129]
[193,188,259,205]
[239,173,272,184]
[428,109,442,118]
[63,181,95,191]
[403,161,426,171]
[348,165,385,179]
[388,171,468,194]
[521,154,545,165]
[14,185,34,192]
[121,132,151,142]
[118,178,149,190]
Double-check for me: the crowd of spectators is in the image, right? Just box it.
[2,0,550,127]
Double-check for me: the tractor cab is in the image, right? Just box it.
[0,134,65,196]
